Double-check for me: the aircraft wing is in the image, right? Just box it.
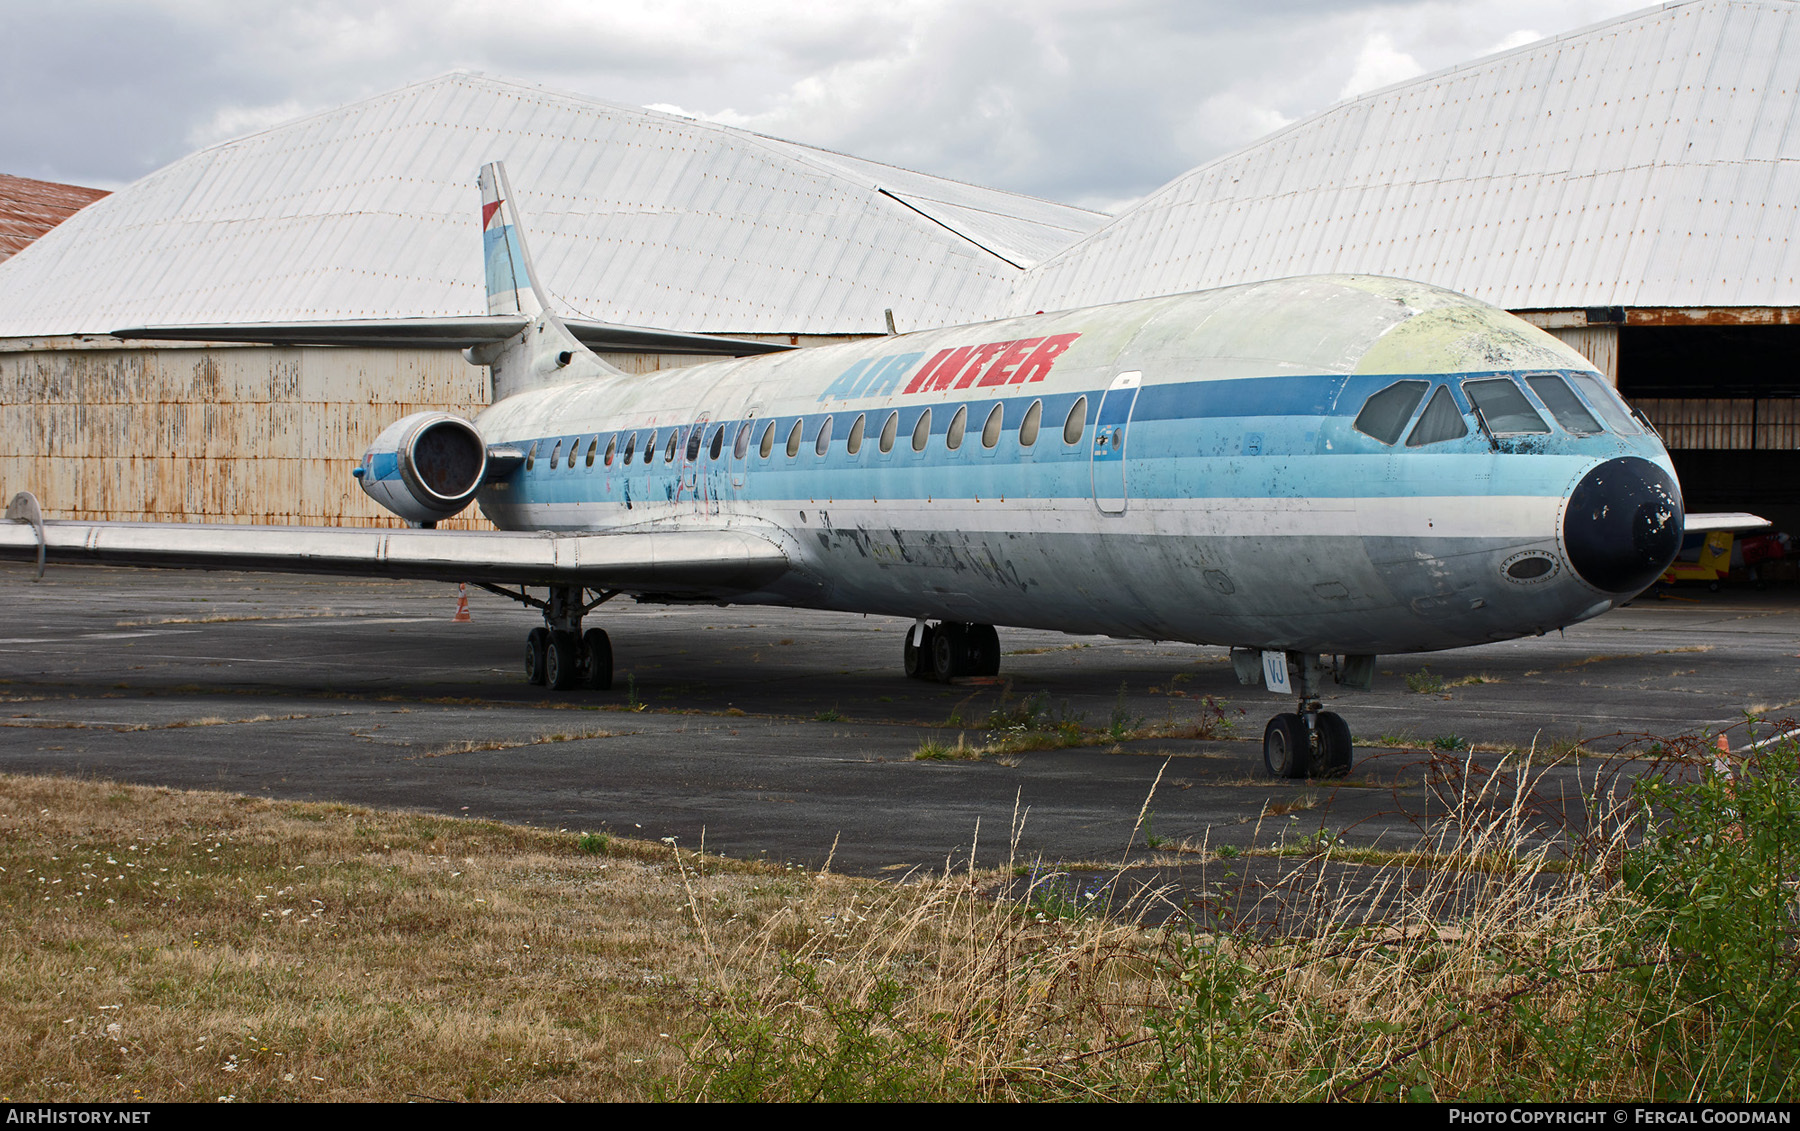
[111,317,793,357]
[1685,512,1772,534]
[0,518,790,597]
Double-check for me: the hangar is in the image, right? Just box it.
[3,0,1797,534]
[1011,0,1800,532]
[0,71,1103,527]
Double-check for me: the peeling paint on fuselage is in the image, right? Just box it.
[472,275,1679,656]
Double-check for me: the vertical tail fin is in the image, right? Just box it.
[470,161,620,401]
[479,162,545,319]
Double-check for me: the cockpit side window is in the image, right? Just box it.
[1405,385,1470,447]
[1525,374,1602,434]
[1568,372,1641,435]
[1353,380,1429,445]
[1463,378,1549,434]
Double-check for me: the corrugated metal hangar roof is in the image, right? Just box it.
[1015,0,1800,315]
[0,72,1104,338]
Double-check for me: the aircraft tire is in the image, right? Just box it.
[525,627,550,686]
[545,630,579,691]
[580,628,613,691]
[1263,713,1309,779]
[903,624,935,679]
[966,624,1001,677]
[1317,711,1353,776]
[931,623,967,681]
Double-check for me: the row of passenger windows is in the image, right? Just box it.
[526,397,1091,472]
[1353,372,1640,448]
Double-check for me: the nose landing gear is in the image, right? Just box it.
[1244,650,1358,778]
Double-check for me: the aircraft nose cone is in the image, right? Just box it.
[1563,456,1684,594]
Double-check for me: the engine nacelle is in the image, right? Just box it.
[354,412,487,525]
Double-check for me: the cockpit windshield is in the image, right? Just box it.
[1524,374,1602,434]
[1405,386,1469,446]
[1463,378,1550,435]
[1353,380,1428,445]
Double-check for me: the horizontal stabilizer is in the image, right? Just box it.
[0,519,789,596]
[111,318,793,357]
[1684,512,1772,534]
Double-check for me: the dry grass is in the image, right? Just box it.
[0,773,801,1102]
[4,730,1788,1103]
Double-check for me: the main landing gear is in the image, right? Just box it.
[1244,650,1360,779]
[477,582,616,692]
[903,620,1001,681]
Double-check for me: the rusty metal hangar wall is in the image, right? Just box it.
[0,340,798,529]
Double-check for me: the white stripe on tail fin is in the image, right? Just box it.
[470,161,622,401]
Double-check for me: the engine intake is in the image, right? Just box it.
[355,412,487,524]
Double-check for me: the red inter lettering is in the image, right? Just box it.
[951,341,1012,389]
[977,337,1044,387]
[903,347,968,395]
[1008,332,1081,384]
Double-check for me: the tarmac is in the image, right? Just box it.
[2,562,1795,923]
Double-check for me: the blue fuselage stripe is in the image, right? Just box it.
[492,370,1662,508]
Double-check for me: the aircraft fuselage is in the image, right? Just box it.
[471,274,1683,657]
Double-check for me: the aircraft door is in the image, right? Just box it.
[1091,371,1142,515]
[679,413,709,510]
[730,414,756,493]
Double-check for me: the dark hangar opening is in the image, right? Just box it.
[1620,324,1800,537]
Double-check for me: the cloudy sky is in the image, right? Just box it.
[5,0,1652,211]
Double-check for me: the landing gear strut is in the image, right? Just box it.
[904,620,1001,681]
[1255,651,1355,778]
[480,582,616,692]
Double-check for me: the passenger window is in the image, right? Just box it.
[1568,373,1641,434]
[946,406,967,450]
[585,438,597,468]
[1405,386,1469,447]
[879,410,898,453]
[686,427,703,461]
[912,408,932,452]
[759,420,776,458]
[1463,378,1549,434]
[1019,400,1042,447]
[709,425,724,460]
[604,434,617,467]
[733,422,751,460]
[567,439,580,469]
[526,441,538,471]
[981,404,1003,448]
[847,413,866,455]
[641,431,656,464]
[1525,374,1602,434]
[550,440,563,469]
[622,433,636,463]
[1353,380,1428,445]
[664,431,679,462]
[786,419,804,458]
[1063,396,1087,444]
[815,415,834,457]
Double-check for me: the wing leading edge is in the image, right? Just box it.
[0,516,790,597]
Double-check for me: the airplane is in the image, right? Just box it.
[1,162,1763,779]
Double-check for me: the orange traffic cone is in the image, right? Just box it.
[453,583,472,623]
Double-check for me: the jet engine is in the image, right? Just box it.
[353,412,487,525]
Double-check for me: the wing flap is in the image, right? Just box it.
[0,521,789,595]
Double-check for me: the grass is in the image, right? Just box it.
[914,684,1248,762]
[5,724,1797,1103]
